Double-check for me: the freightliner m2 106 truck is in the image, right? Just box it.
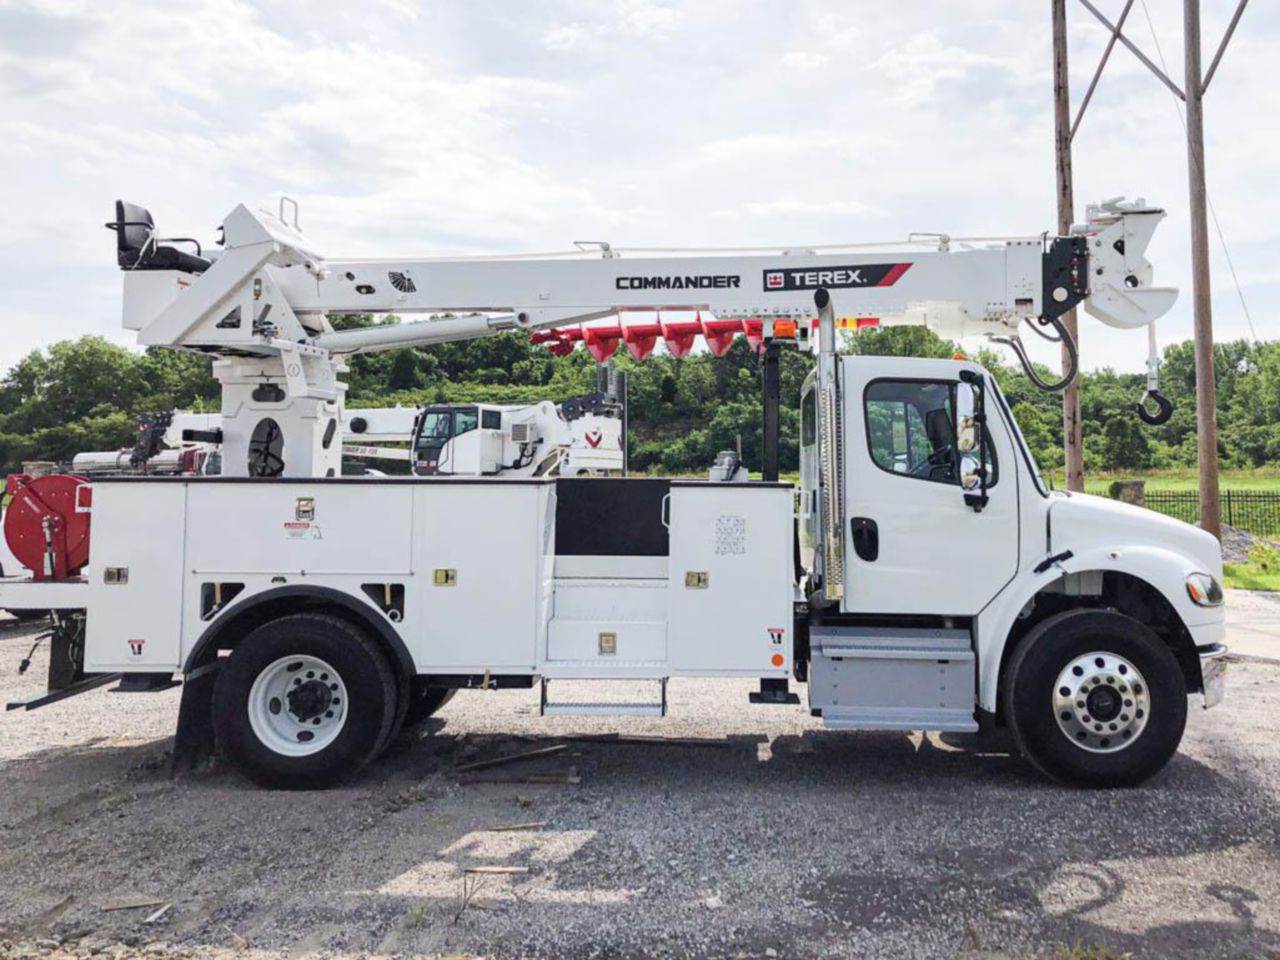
[0,198,1226,789]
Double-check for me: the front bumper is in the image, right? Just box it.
[1198,642,1228,709]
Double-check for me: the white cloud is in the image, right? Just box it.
[542,23,587,52]
[541,0,682,51]
[0,0,1276,378]
[870,32,1010,105]
[779,50,830,70]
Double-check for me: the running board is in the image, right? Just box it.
[539,678,667,717]
[809,625,978,733]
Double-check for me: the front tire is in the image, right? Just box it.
[1003,609,1187,788]
[213,613,398,789]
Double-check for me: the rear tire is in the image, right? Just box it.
[1003,609,1187,788]
[213,613,398,789]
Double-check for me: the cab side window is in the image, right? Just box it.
[453,408,479,436]
[864,379,997,486]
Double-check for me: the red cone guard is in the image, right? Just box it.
[622,319,661,361]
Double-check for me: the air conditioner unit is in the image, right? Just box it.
[511,423,539,444]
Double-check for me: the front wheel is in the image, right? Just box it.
[213,613,398,789]
[1003,609,1187,788]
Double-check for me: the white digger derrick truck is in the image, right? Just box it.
[0,196,1227,789]
[69,389,625,479]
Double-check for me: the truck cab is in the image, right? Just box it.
[799,354,1227,785]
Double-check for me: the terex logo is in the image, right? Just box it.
[616,275,741,290]
[762,262,912,292]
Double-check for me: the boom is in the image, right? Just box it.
[109,196,1177,478]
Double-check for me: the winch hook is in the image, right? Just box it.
[1136,389,1173,426]
[1134,322,1173,426]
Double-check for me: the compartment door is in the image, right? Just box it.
[667,485,793,675]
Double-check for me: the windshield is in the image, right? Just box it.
[417,411,452,446]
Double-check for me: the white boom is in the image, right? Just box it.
[111,196,1175,479]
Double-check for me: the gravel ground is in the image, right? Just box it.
[1,611,1278,960]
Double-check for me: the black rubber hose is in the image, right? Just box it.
[993,316,1078,392]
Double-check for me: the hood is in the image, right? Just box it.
[1049,492,1222,576]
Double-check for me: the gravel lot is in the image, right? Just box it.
[1,608,1278,960]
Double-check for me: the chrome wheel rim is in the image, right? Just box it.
[248,655,348,757]
[1053,651,1150,754]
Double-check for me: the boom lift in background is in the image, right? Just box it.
[70,380,626,481]
[0,195,1228,791]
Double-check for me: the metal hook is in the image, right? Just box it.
[1136,389,1173,425]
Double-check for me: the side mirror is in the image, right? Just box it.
[955,382,978,454]
[957,371,989,512]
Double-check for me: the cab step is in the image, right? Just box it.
[809,625,978,733]
[539,677,667,717]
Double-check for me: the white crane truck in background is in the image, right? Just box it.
[68,393,625,480]
[0,197,1226,790]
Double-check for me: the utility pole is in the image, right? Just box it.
[1067,0,1249,540]
[1052,0,1084,492]
[1184,0,1221,540]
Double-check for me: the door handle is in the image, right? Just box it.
[660,493,671,529]
[850,517,879,562]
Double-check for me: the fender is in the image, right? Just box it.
[182,584,416,678]
[976,544,1211,712]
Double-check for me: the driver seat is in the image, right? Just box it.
[924,408,956,481]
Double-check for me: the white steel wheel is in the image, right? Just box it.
[1052,651,1150,754]
[1003,608,1187,788]
[248,655,349,757]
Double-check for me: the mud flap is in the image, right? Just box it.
[171,658,221,777]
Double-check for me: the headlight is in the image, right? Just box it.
[1186,573,1224,606]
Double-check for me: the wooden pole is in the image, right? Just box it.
[1052,0,1085,492]
[1184,0,1222,539]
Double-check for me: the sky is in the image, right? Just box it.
[0,0,1275,376]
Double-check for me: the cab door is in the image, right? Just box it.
[840,357,1018,616]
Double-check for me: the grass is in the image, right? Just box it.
[1224,562,1280,591]
[1044,467,1280,494]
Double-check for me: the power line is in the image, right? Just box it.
[1139,0,1257,343]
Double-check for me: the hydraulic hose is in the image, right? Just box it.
[992,315,1078,393]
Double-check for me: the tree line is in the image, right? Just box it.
[2,313,1276,476]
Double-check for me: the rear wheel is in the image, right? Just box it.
[1003,609,1187,788]
[213,613,398,789]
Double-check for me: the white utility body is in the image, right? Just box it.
[0,197,1226,790]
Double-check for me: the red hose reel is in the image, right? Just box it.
[3,474,92,581]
